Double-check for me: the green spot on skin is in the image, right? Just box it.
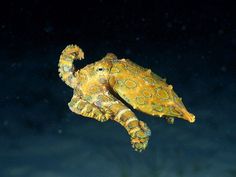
[124,79,137,89]
[77,103,84,110]
[142,89,152,98]
[156,87,169,100]
[136,131,146,138]
[84,95,92,101]
[143,77,156,85]
[152,103,163,112]
[63,65,71,72]
[89,86,101,94]
[115,80,123,87]
[136,96,146,105]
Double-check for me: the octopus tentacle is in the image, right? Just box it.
[68,92,112,122]
[58,44,84,88]
[113,104,151,152]
[97,93,151,152]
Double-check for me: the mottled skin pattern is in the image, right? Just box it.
[58,44,195,152]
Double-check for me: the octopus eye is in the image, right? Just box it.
[97,67,104,71]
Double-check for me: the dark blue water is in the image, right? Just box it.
[0,1,235,177]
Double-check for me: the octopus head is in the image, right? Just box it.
[78,58,113,85]
[94,60,113,83]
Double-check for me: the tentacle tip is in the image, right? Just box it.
[77,51,85,60]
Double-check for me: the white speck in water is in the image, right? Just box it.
[58,129,62,134]
[3,120,8,126]
[220,66,227,72]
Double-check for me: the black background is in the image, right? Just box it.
[0,1,236,177]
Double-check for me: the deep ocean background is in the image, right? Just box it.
[0,1,236,177]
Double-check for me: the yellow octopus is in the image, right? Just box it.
[58,44,195,152]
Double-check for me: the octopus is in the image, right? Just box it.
[58,44,195,152]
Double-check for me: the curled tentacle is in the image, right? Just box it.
[58,44,84,88]
[130,120,151,151]
[102,99,151,152]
